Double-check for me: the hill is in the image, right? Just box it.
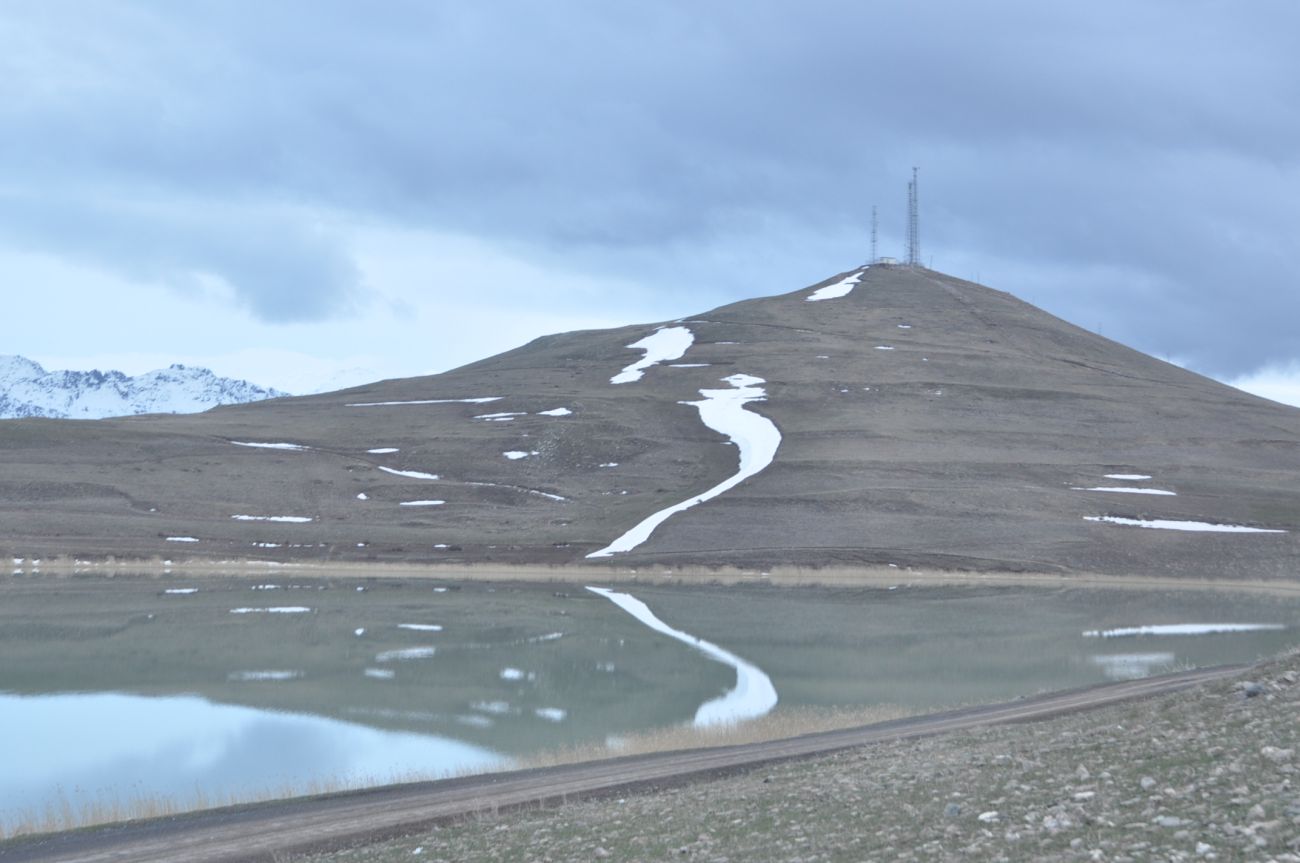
[2,265,1297,578]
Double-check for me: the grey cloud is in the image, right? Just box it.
[1,0,1298,372]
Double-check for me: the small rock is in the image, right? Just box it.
[1155,816,1185,828]
[1074,791,1096,801]
[594,848,610,859]
[1140,776,1157,791]
[944,802,962,818]
[1076,765,1091,782]
[1262,746,1295,764]
[978,811,1000,823]
[1196,841,1214,856]
[1240,681,1265,697]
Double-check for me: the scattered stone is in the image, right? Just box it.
[1196,841,1214,856]
[1262,746,1294,764]
[1155,816,1185,828]
[1140,776,1157,791]
[944,802,962,818]
[1241,681,1265,698]
[977,811,1000,823]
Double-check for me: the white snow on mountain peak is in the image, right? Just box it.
[0,355,289,419]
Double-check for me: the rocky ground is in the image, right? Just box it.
[297,649,1299,862]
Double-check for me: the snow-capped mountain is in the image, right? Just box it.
[0,356,289,419]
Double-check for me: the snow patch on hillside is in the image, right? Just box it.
[806,269,866,302]
[610,327,694,384]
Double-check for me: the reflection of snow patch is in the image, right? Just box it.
[586,586,777,727]
[1089,653,1176,680]
[1084,623,1285,638]
[1104,473,1152,480]
[364,668,395,680]
[379,466,440,480]
[375,647,437,661]
[611,326,695,384]
[588,374,780,558]
[228,670,302,681]
[472,700,511,715]
[499,667,526,681]
[535,707,567,722]
[231,441,307,451]
[1084,516,1285,533]
[806,269,866,302]
[1073,487,1176,496]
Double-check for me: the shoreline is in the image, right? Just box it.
[11,557,1300,597]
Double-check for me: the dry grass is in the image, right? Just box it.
[515,703,918,770]
[0,774,419,842]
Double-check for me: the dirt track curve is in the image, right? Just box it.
[1,665,1243,863]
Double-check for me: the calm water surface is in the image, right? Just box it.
[1,574,1296,830]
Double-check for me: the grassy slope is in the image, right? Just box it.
[297,650,1300,863]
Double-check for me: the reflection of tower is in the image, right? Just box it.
[906,167,920,267]
[870,205,878,264]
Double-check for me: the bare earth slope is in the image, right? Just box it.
[3,265,1298,577]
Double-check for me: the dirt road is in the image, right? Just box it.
[0,665,1242,863]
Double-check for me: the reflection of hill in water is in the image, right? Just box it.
[3,577,1297,753]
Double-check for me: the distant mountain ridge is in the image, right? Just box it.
[0,355,288,419]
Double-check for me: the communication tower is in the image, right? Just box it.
[906,167,920,267]
[870,205,878,265]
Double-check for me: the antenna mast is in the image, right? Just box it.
[870,205,878,264]
[906,166,920,267]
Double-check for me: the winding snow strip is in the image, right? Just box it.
[586,586,777,727]
[1105,473,1152,481]
[587,374,780,558]
[399,500,445,507]
[1083,623,1285,638]
[806,269,866,302]
[379,466,440,480]
[610,326,695,384]
[399,623,443,631]
[166,536,199,543]
[1073,487,1176,496]
[367,447,399,454]
[231,441,307,451]
[537,407,572,417]
[231,514,314,523]
[163,588,198,595]
[1084,516,1285,533]
[347,397,501,407]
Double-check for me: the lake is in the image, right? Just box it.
[1,573,1296,834]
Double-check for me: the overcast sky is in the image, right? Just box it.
[3,1,1298,403]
